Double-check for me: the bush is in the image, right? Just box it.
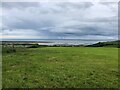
[28,44,39,48]
[6,48,16,53]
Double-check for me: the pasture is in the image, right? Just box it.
[2,47,119,88]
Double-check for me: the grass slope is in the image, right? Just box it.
[86,40,120,48]
[2,47,119,88]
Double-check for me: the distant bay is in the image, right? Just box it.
[1,39,116,45]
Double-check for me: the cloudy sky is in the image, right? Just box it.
[1,1,118,40]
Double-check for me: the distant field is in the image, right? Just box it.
[2,47,118,88]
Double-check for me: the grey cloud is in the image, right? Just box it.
[57,2,93,10]
[2,2,39,9]
[99,2,117,6]
[2,2,118,40]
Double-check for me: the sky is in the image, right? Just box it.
[1,0,118,40]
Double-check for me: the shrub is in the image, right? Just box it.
[6,48,16,53]
[28,44,39,48]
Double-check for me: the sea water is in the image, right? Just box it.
[2,39,115,45]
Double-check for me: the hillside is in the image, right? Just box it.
[86,40,120,48]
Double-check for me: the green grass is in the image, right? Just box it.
[2,47,119,88]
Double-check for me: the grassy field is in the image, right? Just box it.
[2,47,119,88]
